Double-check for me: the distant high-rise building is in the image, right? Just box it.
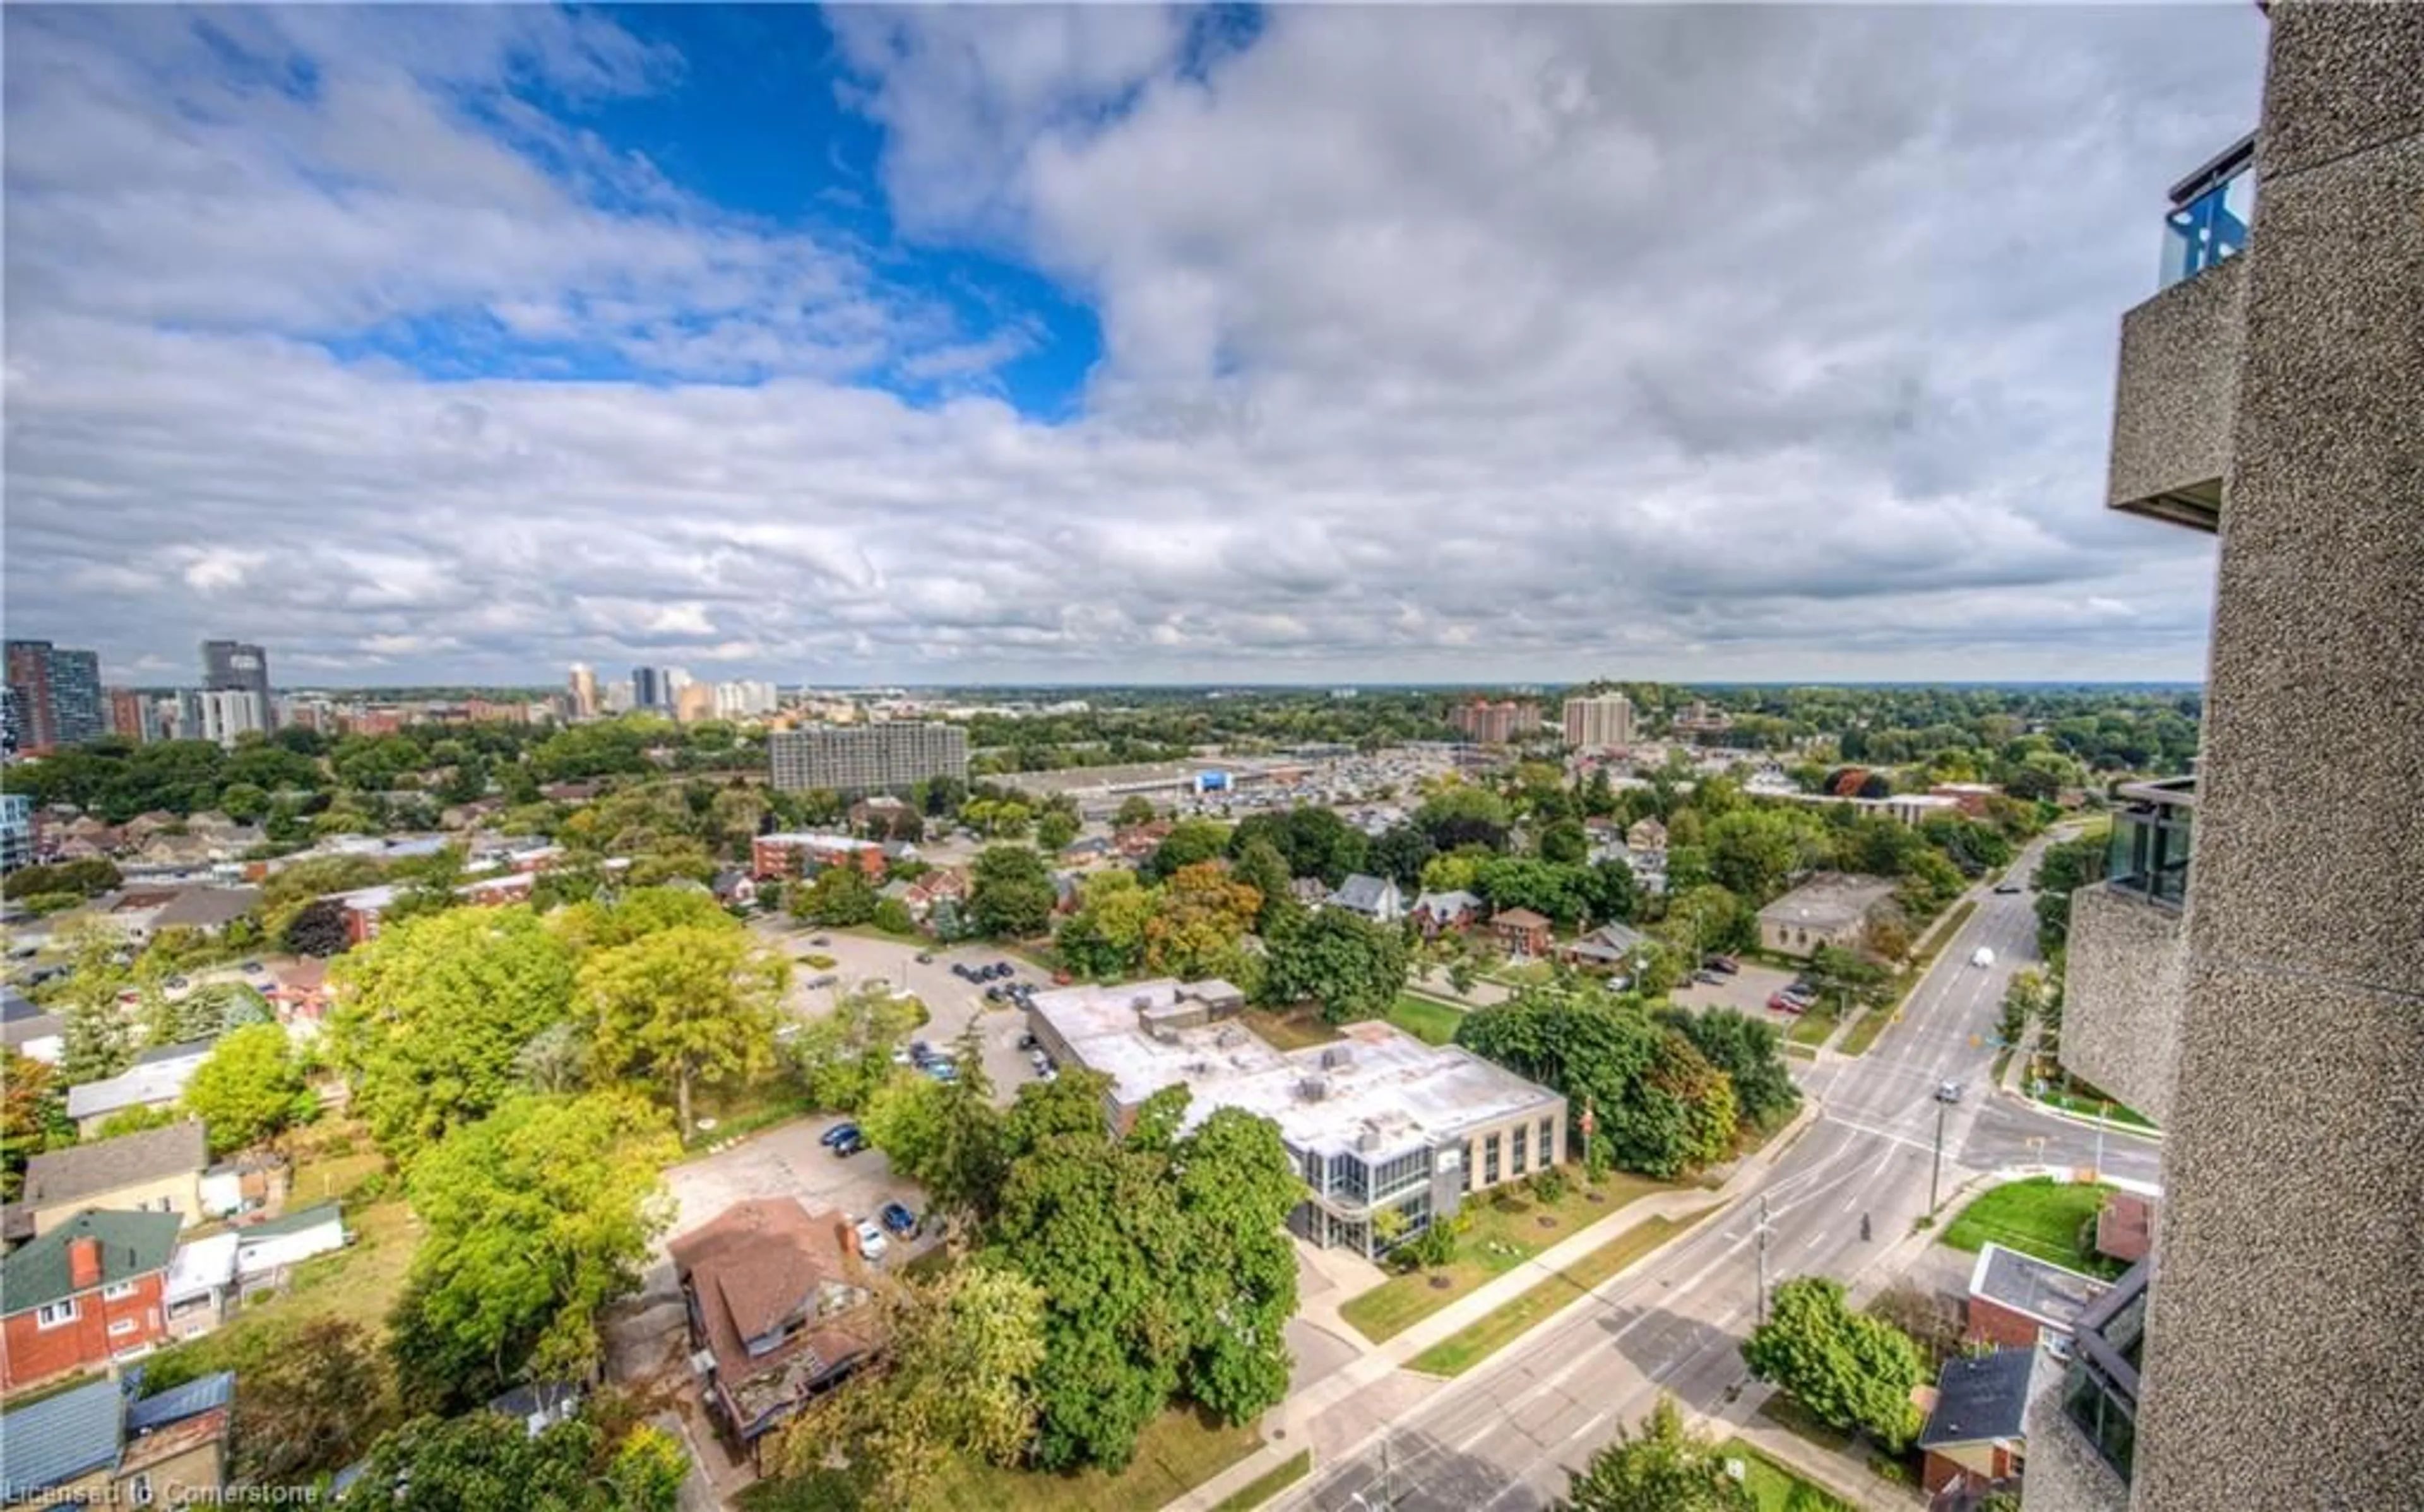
[196,687,266,749]
[0,793,32,871]
[665,668,693,699]
[568,663,599,719]
[1670,699,1733,740]
[769,723,968,797]
[1447,699,1540,745]
[674,683,715,724]
[4,640,105,751]
[200,639,273,732]
[1562,692,1636,752]
[713,680,779,719]
[106,687,160,745]
[630,666,663,711]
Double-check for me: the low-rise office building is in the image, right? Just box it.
[1755,873,1896,957]
[1026,979,1566,1258]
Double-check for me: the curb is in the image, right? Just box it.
[2012,1093,2165,1140]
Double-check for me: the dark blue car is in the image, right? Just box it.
[880,1202,919,1237]
[819,1121,862,1150]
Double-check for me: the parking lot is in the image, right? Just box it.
[649,928,1058,1282]
[1667,957,1805,1026]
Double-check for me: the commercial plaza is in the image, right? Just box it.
[1023,979,1564,1258]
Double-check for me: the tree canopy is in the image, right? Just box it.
[1262,907,1410,1025]
[1740,1277,1928,1452]
[1552,1395,1756,1512]
[183,1023,318,1155]
[573,919,787,1136]
[969,844,1057,939]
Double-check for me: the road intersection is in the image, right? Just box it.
[1286,836,2158,1511]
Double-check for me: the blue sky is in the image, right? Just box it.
[2,4,2266,687]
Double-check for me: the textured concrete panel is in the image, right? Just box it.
[2060,883,2187,1129]
[2257,0,2424,181]
[2104,254,2242,529]
[2188,128,2424,995]
[2021,1357,2129,1512]
[2136,962,2424,1512]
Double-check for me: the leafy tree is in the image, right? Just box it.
[1475,856,1593,928]
[969,845,1057,939]
[184,1024,318,1155]
[390,1091,674,1410]
[1035,808,1081,853]
[860,1032,1004,1221]
[59,991,133,1087]
[793,865,879,927]
[1142,818,1232,883]
[1415,783,1512,852]
[789,981,927,1112]
[1150,861,1262,979]
[1658,1007,1798,1131]
[1740,1277,1928,1451]
[1229,836,1298,935]
[1656,883,1753,957]
[1446,958,1480,996]
[1586,859,1639,925]
[871,897,917,935]
[1553,1395,1755,1512]
[1706,809,1805,902]
[574,921,787,1136]
[282,897,354,958]
[773,1266,1049,1509]
[95,1106,183,1139]
[1113,794,1158,828]
[340,1410,683,1512]
[1539,817,1589,866]
[1262,908,1410,1025]
[1,1050,71,1200]
[1,857,121,900]
[1368,823,1437,889]
[328,908,579,1166]
[225,1318,398,1488]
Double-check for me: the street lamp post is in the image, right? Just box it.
[1755,1193,1773,1325]
[1930,1097,1949,1212]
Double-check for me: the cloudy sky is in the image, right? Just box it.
[3,4,2266,689]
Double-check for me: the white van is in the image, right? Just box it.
[1971,946,1997,969]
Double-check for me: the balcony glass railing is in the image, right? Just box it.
[2107,776,2195,906]
[2160,134,2256,289]
[2062,1261,2149,1484]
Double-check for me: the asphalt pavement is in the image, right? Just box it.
[1286,834,2160,1512]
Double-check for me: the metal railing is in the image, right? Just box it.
[2161,133,2256,289]
[2107,776,2195,906]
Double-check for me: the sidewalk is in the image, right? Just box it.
[1165,1098,1822,1511]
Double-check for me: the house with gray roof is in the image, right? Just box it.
[148,886,262,935]
[0,1365,233,1503]
[1755,873,1896,957]
[65,1044,213,1136]
[1410,889,1482,936]
[1325,873,1403,923]
[20,1121,208,1236]
[1563,919,1651,970]
[1918,1347,2035,1499]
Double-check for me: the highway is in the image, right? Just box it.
[1288,835,2158,1511]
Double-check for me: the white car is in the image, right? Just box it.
[1971,946,1997,969]
[854,1219,890,1262]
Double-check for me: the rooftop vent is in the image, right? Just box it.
[1296,1075,1330,1102]
[1321,1046,1355,1070]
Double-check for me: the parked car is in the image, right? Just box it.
[810,936,831,947]
[819,1121,863,1150]
[916,952,935,964]
[983,985,1004,1003]
[951,963,975,981]
[1028,1049,1054,1076]
[1993,882,2023,895]
[1702,955,1740,974]
[831,1128,869,1157]
[807,974,839,989]
[241,960,264,974]
[166,976,189,989]
[1016,1031,1040,1051]
[1766,991,1810,1015]
[924,1061,960,1084]
[855,1219,890,1261]
[879,1202,920,1238]
[1971,946,1997,968]
[1692,969,1726,986]
[1935,1080,1964,1105]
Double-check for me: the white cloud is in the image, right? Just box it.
[3,4,2266,686]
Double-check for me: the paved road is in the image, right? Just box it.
[1288,836,2158,1512]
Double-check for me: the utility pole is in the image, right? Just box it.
[1755,1193,1774,1325]
[2094,1101,2108,1181]
[1930,1097,1950,1213]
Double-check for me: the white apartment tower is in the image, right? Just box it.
[1562,692,1636,751]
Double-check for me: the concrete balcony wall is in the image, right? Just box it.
[2059,882,2187,1128]
[2105,252,2243,532]
[2022,1359,2130,1512]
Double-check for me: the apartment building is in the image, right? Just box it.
[2028,8,2423,1511]
[199,639,272,733]
[1560,692,1636,752]
[1447,699,1540,745]
[1026,979,1566,1259]
[768,722,968,797]
[4,639,105,752]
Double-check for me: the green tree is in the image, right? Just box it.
[788,981,927,1112]
[390,1091,674,1410]
[1539,817,1589,866]
[1553,1395,1755,1512]
[1263,908,1410,1024]
[574,921,787,1137]
[860,1032,1004,1222]
[1036,808,1081,853]
[1228,837,1298,935]
[969,845,1056,939]
[1112,794,1158,828]
[793,865,879,927]
[871,897,917,935]
[1657,1007,1798,1131]
[1142,818,1232,883]
[1,1050,71,1201]
[221,1317,399,1489]
[328,907,580,1166]
[1740,1277,1928,1451]
[774,1266,1048,1509]
[183,1024,318,1155]
[341,1410,682,1512]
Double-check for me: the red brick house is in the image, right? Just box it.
[1965,1243,2110,1351]
[751,832,885,883]
[1488,907,1554,959]
[0,1210,182,1391]
[1410,890,1482,938]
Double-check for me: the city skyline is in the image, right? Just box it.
[4,6,2264,687]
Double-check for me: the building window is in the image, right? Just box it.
[1461,1140,1474,1193]
[1484,1133,1500,1185]
[109,1317,140,1337]
[102,1281,139,1301]
[1539,1116,1557,1166]
[36,1298,78,1329]
[1511,1124,1529,1176]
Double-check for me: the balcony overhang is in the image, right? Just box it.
[2106,253,2244,533]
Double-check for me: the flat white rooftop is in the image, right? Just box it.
[1029,979,1560,1161]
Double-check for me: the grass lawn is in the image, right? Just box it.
[1756,1394,1853,1455]
[687,1075,819,1149]
[1836,1003,1894,1056]
[1338,1172,1670,1344]
[1239,1004,1342,1051]
[1209,1450,1314,1512]
[1716,1439,1858,1512]
[2035,1085,2159,1131]
[1407,1208,1711,1376]
[1941,1175,2122,1277]
[742,1407,1261,1512]
[1784,1007,1840,1048]
[1387,991,1465,1046]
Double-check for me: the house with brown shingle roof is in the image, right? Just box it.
[667,1199,881,1465]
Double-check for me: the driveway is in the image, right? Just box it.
[1667,959,1802,1026]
